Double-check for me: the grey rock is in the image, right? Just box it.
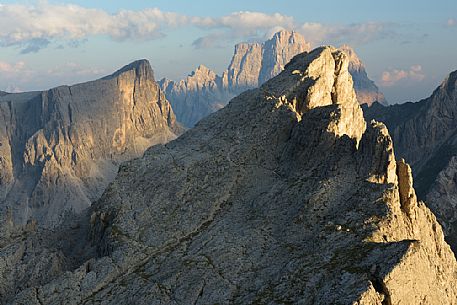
[161,31,386,128]
[160,30,311,127]
[0,60,181,227]
[3,46,456,304]
[340,45,387,106]
[364,70,457,250]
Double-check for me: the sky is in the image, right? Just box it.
[0,0,456,104]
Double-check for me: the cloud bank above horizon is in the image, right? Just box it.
[0,2,394,53]
[0,0,455,104]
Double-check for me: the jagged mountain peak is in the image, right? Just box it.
[339,44,363,69]
[104,59,154,81]
[0,59,179,227]
[162,31,386,127]
[264,45,366,142]
[7,45,456,304]
[234,40,262,50]
[270,29,308,44]
[339,45,387,106]
[440,69,457,95]
[190,64,216,78]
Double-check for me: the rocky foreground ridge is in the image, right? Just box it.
[0,60,181,227]
[161,31,386,127]
[340,45,387,107]
[1,46,456,304]
[364,70,457,251]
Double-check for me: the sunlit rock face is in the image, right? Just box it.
[340,45,387,106]
[161,31,386,127]
[0,60,181,227]
[160,30,311,127]
[364,70,457,251]
[4,46,456,305]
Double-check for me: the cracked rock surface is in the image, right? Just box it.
[364,70,457,252]
[0,60,181,227]
[3,46,457,304]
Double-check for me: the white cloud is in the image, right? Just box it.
[0,60,26,73]
[198,11,294,33]
[298,22,393,46]
[46,62,106,77]
[448,18,457,27]
[380,65,425,87]
[192,32,229,49]
[0,2,187,52]
[191,11,296,48]
[0,59,107,92]
[0,2,393,53]
[192,13,392,49]
[0,60,30,92]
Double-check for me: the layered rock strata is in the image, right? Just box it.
[364,70,457,250]
[0,60,181,227]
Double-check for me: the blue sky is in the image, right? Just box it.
[0,0,456,103]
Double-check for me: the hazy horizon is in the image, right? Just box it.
[0,0,456,104]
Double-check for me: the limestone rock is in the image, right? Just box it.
[162,32,385,127]
[3,46,456,305]
[364,69,457,250]
[426,157,457,246]
[223,42,264,90]
[159,65,232,129]
[160,30,311,127]
[0,60,181,227]
[340,45,387,106]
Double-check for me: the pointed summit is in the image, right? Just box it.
[13,45,457,304]
[259,30,311,84]
[105,59,155,81]
[264,46,366,142]
[339,44,387,106]
[439,69,457,95]
[270,29,309,47]
[339,44,363,70]
[161,32,384,127]
[191,64,216,78]
[0,59,179,227]
[364,68,457,252]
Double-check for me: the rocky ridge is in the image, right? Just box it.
[161,31,386,127]
[0,60,181,227]
[364,69,457,251]
[160,30,311,127]
[340,45,387,106]
[3,46,456,304]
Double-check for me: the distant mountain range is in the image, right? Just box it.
[160,30,386,127]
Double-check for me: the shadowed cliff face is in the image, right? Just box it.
[0,60,181,227]
[364,70,457,251]
[4,46,456,305]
